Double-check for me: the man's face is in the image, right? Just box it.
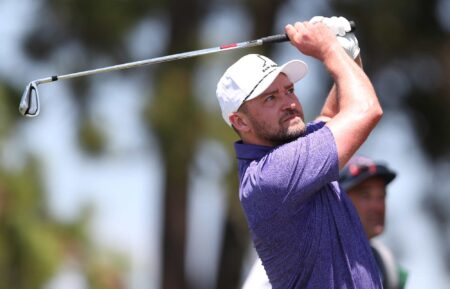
[347,177,387,239]
[239,73,306,146]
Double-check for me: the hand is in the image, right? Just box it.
[309,16,360,59]
[337,32,360,59]
[309,16,352,36]
[285,21,341,61]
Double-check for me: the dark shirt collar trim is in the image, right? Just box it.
[233,121,325,161]
[234,140,274,160]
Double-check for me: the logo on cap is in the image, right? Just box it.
[257,55,277,73]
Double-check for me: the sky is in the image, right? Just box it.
[1,0,450,289]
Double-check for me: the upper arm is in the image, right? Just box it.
[315,115,331,123]
[325,103,382,170]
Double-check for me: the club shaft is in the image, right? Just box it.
[34,38,272,85]
[32,20,355,85]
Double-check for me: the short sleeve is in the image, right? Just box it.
[247,124,339,213]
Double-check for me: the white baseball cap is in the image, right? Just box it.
[216,54,308,126]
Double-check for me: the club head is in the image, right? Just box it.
[19,82,40,117]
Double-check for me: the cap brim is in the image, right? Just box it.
[245,60,308,103]
[340,168,397,192]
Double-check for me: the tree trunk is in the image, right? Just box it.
[152,0,206,288]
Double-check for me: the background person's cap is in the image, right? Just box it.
[339,156,397,191]
[216,54,308,126]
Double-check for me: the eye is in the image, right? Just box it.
[264,95,275,102]
[359,190,373,201]
[287,87,295,94]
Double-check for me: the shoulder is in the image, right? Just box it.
[305,120,327,133]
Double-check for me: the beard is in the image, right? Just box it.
[249,109,307,146]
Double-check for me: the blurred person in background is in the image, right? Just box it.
[340,156,408,289]
[243,156,408,289]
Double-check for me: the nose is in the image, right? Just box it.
[282,103,297,113]
[281,92,297,110]
[281,96,302,114]
[370,198,385,214]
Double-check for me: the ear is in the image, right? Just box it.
[229,112,251,133]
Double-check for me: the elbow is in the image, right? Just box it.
[372,103,383,123]
[353,100,383,124]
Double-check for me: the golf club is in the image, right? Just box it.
[19,21,355,117]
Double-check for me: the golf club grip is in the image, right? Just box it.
[262,20,356,44]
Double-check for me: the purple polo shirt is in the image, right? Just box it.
[235,121,382,289]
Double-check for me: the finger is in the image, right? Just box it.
[285,23,301,43]
[302,20,320,31]
[285,24,296,35]
[309,16,324,24]
[294,21,306,31]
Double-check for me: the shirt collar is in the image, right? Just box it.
[233,121,324,161]
[234,140,274,161]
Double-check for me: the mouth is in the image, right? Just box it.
[282,113,301,123]
[368,217,385,228]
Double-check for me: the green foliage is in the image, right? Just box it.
[0,160,129,289]
[146,63,202,161]
[25,0,164,59]
[78,117,107,156]
[0,160,63,289]
[86,250,128,289]
[0,83,21,139]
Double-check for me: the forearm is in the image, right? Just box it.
[318,54,363,121]
[323,49,380,118]
[324,47,382,168]
[284,20,380,168]
[318,84,338,121]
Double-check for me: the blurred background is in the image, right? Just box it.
[1,0,449,288]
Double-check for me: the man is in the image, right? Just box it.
[216,16,383,288]
[340,156,408,289]
[242,156,408,289]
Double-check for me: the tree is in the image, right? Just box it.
[0,156,126,289]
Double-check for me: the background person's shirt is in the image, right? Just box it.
[235,121,382,289]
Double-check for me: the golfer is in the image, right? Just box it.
[216,17,383,288]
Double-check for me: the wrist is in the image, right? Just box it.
[322,44,356,80]
[322,42,348,65]
[355,54,363,68]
